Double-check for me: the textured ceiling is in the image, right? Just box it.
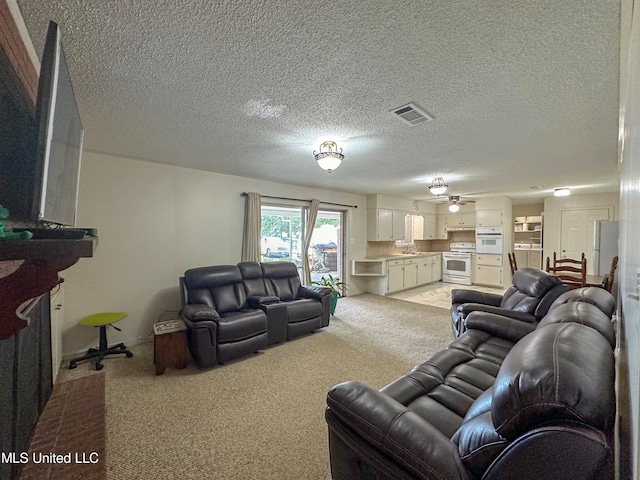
[16,0,621,203]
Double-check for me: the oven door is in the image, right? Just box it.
[476,235,503,254]
[442,254,471,277]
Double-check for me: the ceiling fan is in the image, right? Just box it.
[446,195,475,212]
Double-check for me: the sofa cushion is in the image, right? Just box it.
[550,286,617,318]
[217,309,267,343]
[238,261,269,297]
[285,298,323,323]
[492,323,615,440]
[184,266,247,312]
[452,410,508,478]
[537,301,616,348]
[261,262,302,301]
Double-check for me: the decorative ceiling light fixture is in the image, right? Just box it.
[313,141,344,173]
[448,195,460,212]
[428,177,448,196]
[554,188,570,197]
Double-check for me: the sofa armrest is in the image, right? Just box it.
[457,303,537,323]
[299,285,332,301]
[180,303,220,323]
[464,311,537,342]
[247,296,280,308]
[326,381,469,480]
[451,289,502,306]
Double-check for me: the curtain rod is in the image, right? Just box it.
[241,192,358,208]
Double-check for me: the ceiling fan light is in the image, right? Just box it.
[554,188,570,197]
[428,177,448,195]
[448,203,460,213]
[314,141,344,173]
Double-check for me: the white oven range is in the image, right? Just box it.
[442,242,476,285]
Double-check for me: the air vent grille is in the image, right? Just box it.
[391,103,434,126]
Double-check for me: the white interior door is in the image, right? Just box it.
[560,208,610,275]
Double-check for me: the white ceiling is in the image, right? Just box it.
[16,0,622,204]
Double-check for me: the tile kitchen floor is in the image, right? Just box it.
[389,281,505,309]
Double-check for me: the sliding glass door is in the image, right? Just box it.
[260,205,345,289]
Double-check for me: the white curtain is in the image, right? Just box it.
[241,192,262,262]
[301,198,320,284]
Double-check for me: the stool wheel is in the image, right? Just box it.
[95,362,104,371]
[69,361,77,369]
[126,351,133,358]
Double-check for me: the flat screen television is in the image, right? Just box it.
[32,20,84,227]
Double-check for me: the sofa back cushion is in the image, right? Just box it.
[183,265,247,313]
[261,262,301,301]
[537,301,616,348]
[499,268,563,314]
[492,322,615,440]
[549,286,616,318]
[238,261,268,297]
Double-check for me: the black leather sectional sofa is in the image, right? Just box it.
[326,286,617,480]
[179,261,331,367]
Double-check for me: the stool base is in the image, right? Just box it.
[68,324,133,370]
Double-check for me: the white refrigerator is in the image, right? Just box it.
[593,220,619,276]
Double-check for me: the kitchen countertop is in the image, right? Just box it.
[365,252,443,260]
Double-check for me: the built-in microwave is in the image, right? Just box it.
[476,226,503,254]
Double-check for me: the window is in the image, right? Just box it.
[260,205,345,287]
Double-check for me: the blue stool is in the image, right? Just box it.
[69,312,133,370]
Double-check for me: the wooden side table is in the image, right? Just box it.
[153,319,188,375]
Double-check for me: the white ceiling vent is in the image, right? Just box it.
[391,103,434,126]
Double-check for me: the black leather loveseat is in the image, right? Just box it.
[179,261,331,367]
[325,287,617,480]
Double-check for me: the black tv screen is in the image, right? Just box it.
[32,20,84,227]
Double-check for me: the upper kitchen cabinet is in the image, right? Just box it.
[476,209,504,227]
[413,213,437,240]
[367,208,406,241]
[447,211,475,228]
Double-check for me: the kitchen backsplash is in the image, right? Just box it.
[366,231,476,257]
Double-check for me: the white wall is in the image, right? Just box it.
[60,152,367,356]
[618,0,640,477]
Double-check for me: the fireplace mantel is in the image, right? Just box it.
[0,236,97,339]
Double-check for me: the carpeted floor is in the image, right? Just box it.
[55,294,453,480]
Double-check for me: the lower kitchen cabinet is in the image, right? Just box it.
[475,254,503,287]
[386,255,442,293]
[514,249,542,270]
[388,260,405,292]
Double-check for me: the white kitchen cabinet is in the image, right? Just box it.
[435,214,448,238]
[423,213,437,239]
[432,254,442,280]
[514,249,542,270]
[367,209,407,241]
[387,260,404,292]
[403,258,418,289]
[475,254,502,287]
[412,213,437,240]
[412,214,425,240]
[476,209,503,227]
[417,254,442,285]
[447,211,475,227]
[417,258,432,284]
[528,250,542,269]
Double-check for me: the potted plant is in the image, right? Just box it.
[311,273,347,315]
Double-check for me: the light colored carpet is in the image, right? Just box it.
[56,294,453,480]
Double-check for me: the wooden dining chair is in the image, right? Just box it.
[602,256,619,292]
[545,252,587,289]
[507,252,518,276]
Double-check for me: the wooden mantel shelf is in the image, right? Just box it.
[0,237,97,339]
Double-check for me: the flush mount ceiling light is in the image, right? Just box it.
[428,177,448,196]
[448,195,460,212]
[554,188,570,197]
[313,141,344,173]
